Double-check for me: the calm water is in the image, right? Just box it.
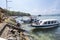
[17,16,60,40]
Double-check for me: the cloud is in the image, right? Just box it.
[30,8,60,15]
[30,0,60,15]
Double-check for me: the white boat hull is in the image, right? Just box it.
[31,24,59,29]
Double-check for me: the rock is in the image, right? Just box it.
[8,36,17,40]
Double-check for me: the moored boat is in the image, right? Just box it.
[31,19,59,29]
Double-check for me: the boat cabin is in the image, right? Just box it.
[39,19,59,25]
[31,19,59,28]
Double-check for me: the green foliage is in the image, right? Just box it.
[5,9,31,16]
[0,7,31,16]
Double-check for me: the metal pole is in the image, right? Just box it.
[6,0,8,16]
[6,0,12,16]
[6,0,8,9]
[6,0,12,10]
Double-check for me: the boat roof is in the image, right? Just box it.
[40,19,58,22]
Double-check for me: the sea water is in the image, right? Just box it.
[17,16,60,40]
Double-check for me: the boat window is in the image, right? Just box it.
[54,21,56,23]
[48,21,50,24]
[40,21,42,23]
[39,21,42,23]
[51,21,53,24]
[44,22,47,24]
[51,21,57,24]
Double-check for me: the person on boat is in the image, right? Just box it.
[30,16,34,23]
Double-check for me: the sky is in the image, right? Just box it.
[0,0,60,15]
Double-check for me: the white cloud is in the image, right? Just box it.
[30,0,60,15]
[30,8,60,15]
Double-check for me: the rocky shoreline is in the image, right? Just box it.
[0,7,35,40]
[0,17,35,40]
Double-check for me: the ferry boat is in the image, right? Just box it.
[31,19,59,28]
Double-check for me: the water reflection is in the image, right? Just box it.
[32,27,58,33]
[31,26,60,40]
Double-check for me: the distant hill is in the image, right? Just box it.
[50,13,60,16]
[44,13,60,16]
[38,15,41,16]
[0,7,31,16]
